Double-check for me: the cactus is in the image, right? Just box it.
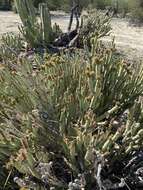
[79,9,111,46]
[1,9,143,189]
[1,35,143,189]
[39,3,53,45]
[15,0,53,47]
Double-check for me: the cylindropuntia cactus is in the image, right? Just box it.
[1,11,143,189]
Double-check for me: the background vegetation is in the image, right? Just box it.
[1,0,143,23]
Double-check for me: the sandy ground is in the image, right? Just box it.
[0,11,74,34]
[0,11,143,61]
[104,18,143,61]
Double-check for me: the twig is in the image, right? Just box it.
[97,164,106,190]
[68,3,80,31]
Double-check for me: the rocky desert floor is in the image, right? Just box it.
[0,11,143,61]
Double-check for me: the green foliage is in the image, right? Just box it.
[0,33,24,62]
[92,0,109,10]
[15,0,56,48]
[0,0,12,10]
[1,4,143,190]
[128,0,143,23]
[1,34,143,188]
[80,10,111,44]
[15,1,111,49]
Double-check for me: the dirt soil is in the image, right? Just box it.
[104,18,143,61]
[0,11,143,61]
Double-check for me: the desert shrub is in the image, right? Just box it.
[79,9,111,47]
[92,0,108,10]
[1,35,143,189]
[115,0,129,17]
[14,0,111,49]
[128,0,143,23]
[1,3,143,189]
[0,33,24,62]
[0,0,12,10]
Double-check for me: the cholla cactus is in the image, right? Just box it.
[79,9,111,46]
[1,22,143,189]
[0,33,24,62]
